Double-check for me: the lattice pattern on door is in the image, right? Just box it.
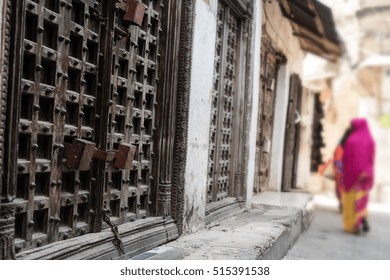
[254,39,280,193]
[10,0,163,253]
[104,0,162,225]
[14,0,103,251]
[207,3,239,203]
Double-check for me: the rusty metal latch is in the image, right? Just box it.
[116,0,145,26]
[64,139,97,171]
[103,210,125,255]
[114,143,137,169]
[124,0,145,26]
[64,139,137,170]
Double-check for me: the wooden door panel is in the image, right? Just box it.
[207,3,240,203]
[282,74,302,191]
[11,0,104,251]
[254,39,280,192]
[5,0,165,253]
[103,0,163,226]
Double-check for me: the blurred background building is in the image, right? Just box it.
[303,0,390,203]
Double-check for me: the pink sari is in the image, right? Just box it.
[341,118,375,233]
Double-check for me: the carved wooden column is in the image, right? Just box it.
[152,0,181,218]
[151,0,194,226]
[171,0,194,229]
[0,205,16,260]
[0,0,16,260]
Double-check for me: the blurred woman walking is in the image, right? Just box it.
[342,118,375,234]
[333,126,352,212]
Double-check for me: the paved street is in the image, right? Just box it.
[283,194,390,259]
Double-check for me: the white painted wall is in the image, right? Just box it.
[246,0,262,209]
[184,0,218,233]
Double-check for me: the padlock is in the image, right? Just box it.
[64,139,96,170]
[123,0,145,26]
[114,143,137,169]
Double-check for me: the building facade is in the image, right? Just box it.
[0,0,339,260]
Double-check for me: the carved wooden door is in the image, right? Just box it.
[254,40,280,193]
[3,0,164,254]
[104,0,163,226]
[310,93,324,172]
[6,0,107,251]
[282,74,302,191]
[207,3,240,203]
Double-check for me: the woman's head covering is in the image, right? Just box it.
[340,126,352,146]
[342,118,375,191]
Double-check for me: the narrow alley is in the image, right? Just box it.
[284,193,390,260]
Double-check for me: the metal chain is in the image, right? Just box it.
[103,210,125,255]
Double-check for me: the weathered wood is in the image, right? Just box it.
[282,74,302,191]
[291,87,304,189]
[2,0,192,257]
[150,0,182,218]
[207,3,239,204]
[104,0,165,225]
[278,0,340,61]
[171,0,196,233]
[206,1,251,218]
[254,37,283,193]
[7,0,170,238]
[0,0,15,260]
[1,0,24,259]
[310,93,325,172]
[16,217,178,260]
[0,204,16,260]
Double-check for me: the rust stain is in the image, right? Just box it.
[203,0,210,6]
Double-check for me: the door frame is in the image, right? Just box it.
[281,73,303,191]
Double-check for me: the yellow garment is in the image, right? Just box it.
[342,189,368,233]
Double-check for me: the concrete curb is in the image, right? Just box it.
[130,192,314,260]
[253,192,315,259]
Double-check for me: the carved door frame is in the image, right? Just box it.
[0,0,16,260]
